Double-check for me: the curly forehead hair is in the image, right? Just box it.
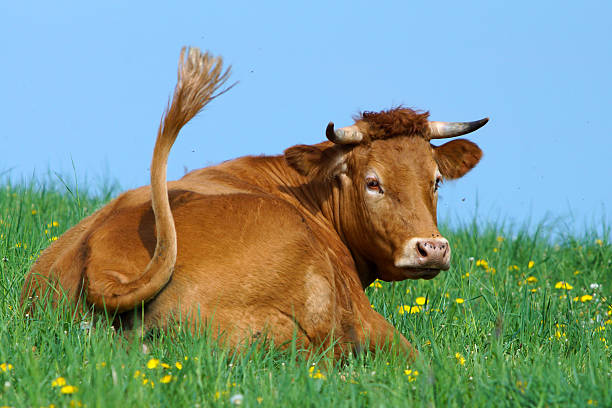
[357,107,430,141]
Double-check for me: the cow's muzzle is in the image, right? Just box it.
[394,237,451,270]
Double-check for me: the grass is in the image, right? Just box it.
[0,179,610,407]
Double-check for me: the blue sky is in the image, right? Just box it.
[2,1,610,231]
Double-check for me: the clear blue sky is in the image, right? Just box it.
[2,1,611,232]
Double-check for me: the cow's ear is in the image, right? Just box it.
[284,144,347,180]
[433,139,482,180]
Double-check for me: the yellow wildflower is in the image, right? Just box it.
[31,209,37,215]
[555,281,573,290]
[455,352,466,365]
[308,366,326,380]
[53,221,59,227]
[508,265,520,271]
[398,305,421,315]
[528,261,535,269]
[404,369,419,382]
[415,296,427,306]
[580,295,593,302]
[595,239,603,246]
[52,377,66,387]
[493,248,498,252]
[175,362,183,370]
[60,385,78,394]
[161,363,170,369]
[147,358,160,369]
[160,375,172,384]
[476,259,489,269]
[455,298,464,304]
[526,276,538,284]
[257,397,263,404]
[0,363,13,372]
[369,279,383,288]
[496,236,504,242]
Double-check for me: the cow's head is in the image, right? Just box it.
[285,108,486,282]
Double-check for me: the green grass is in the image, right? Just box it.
[0,180,610,407]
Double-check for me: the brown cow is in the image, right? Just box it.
[21,47,487,359]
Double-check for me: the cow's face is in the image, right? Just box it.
[285,108,485,282]
[339,136,481,281]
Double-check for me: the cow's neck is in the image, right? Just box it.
[225,155,375,289]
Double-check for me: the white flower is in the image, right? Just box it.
[230,394,244,405]
[590,283,600,290]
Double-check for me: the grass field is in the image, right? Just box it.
[0,179,610,407]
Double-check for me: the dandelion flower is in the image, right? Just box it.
[53,221,59,227]
[0,363,13,372]
[175,362,182,370]
[160,375,172,384]
[526,276,538,284]
[369,280,382,288]
[146,358,160,369]
[415,296,427,306]
[161,363,170,369]
[455,298,464,304]
[580,295,593,302]
[455,353,466,365]
[31,209,37,215]
[398,305,421,315]
[308,366,326,380]
[52,377,66,387]
[476,259,489,269]
[404,369,419,382]
[528,261,535,269]
[555,281,573,290]
[60,385,78,394]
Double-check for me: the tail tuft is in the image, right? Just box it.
[160,47,235,147]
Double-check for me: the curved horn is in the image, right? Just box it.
[428,118,489,140]
[326,122,364,144]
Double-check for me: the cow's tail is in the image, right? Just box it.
[88,47,233,312]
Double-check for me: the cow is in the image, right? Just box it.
[21,47,487,360]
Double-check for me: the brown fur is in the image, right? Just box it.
[21,48,485,361]
[356,107,430,142]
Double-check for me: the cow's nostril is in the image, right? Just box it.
[417,242,428,258]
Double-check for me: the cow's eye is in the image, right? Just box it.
[434,177,442,192]
[366,177,383,194]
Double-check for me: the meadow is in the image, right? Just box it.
[0,179,610,407]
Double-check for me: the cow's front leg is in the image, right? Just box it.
[348,304,418,361]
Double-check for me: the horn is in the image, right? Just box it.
[428,118,489,140]
[325,122,364,144]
